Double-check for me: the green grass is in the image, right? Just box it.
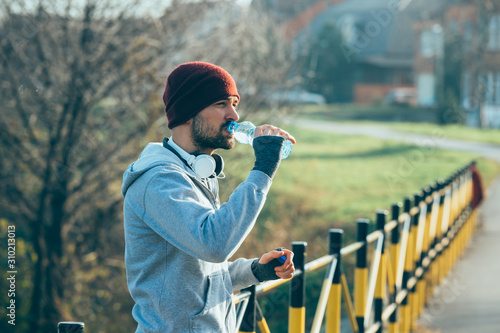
[291,103,439,123]
[223,125,500,259]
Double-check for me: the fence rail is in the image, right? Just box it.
[234,161,480,333]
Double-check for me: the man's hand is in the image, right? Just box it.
[254,124,296,144]
[258,248,295,280]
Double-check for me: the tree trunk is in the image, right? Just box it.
[29,222,43,333]
[43,190,67,330]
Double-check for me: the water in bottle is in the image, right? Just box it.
[227,121,293,159]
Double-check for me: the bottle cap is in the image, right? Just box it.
[277,255,287,264]
[227,121,238,133]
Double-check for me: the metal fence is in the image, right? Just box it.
[57,161,479,333]
[235,161,479,333]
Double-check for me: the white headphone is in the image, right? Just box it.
[166,138,221,178]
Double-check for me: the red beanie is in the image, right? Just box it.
[163,62,240,129]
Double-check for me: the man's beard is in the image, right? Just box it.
[191,113,235,151]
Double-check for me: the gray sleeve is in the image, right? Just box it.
[228,258,260,291]
[142,170,272,263]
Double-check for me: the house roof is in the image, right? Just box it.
[283,0,455,64]
[282,0,343,40]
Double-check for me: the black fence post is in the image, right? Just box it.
[401,196,413,333]
[375,209,388,333]
[239,285,256,333]
[326,228,343,332]
[410,192,423,330]
[355,218,370,333]
[289,241,307,333]
[389,202,401,333]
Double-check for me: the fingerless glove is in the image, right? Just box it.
[251,258,283,282]
[252,136,285,178]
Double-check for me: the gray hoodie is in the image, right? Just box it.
[122,142,272,332]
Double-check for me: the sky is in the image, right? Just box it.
[2,0,253,18]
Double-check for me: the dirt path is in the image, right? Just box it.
[415,175,500,333]
[290,119,500,163]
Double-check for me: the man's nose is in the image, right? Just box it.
[226,106,239,121]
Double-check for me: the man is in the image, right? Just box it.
[122,62,296,332]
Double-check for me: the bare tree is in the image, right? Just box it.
[0,0,293,331]
[0,1,165,331]
[158,1,296,115]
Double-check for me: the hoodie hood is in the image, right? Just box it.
[121,142,189,197]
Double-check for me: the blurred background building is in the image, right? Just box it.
[252,0,500,128]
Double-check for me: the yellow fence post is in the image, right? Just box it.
[411,193,422,331]
[427,182,440,301]
[375,210,388,333]
[255,303,270,333]
[388,203,401,333]
[435,178,445,286]
[439,177,452,284]
[326,229,343,333]
[401,196,413,333]
[289,241,307,333]
[419,188,431,317]
[448,175,458,276]
[450,175,459,270]
[355,219,370,333]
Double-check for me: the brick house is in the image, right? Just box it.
[413,0,500,127]
[281,0,433,104]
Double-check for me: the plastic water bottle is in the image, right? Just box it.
[227,121,293,159]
